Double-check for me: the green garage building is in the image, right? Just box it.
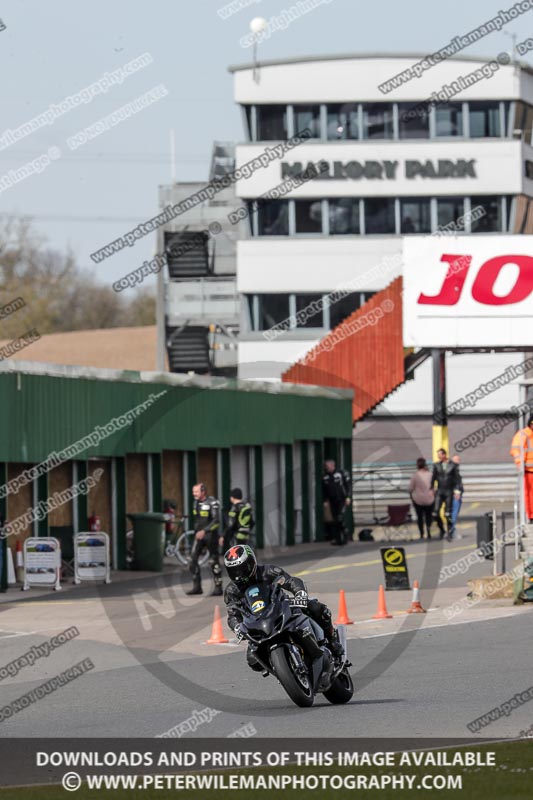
[0,361,352,569]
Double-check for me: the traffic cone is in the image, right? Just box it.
[335,589,354,625]
[372,585,393,619]
[407,580,426,614]
[207,605,229,644]
[15,540,24,584]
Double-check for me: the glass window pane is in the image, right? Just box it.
[256,200,289,235]
[328,292,364,329]
[400,198,431,233]
[246,295,256,330]
[469,101,501,137]
[256,105,287,140]
[328,198,360,234]
[398,103,430,139]
[295,200,323,233]
[257,295,290,329]
[362,103,394,139]
[437,197,465,232]
[294,105,321,138]
[435,103,464,136]
[295,294,324,328]
[243,106,253,139]
[513,102,533,143]
[470,196,502,232]
[364,198,396,233]
[327,103,359,140]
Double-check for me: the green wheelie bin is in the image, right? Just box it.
[127,512,168,571]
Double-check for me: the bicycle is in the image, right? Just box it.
[165,516,210,568]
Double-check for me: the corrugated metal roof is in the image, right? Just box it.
[0,362,353,462]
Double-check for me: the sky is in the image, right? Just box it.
[0,0,531,287]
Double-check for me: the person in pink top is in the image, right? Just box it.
[408,457,435,539]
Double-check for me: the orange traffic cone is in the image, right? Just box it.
[207,605,229,644]
[372,585,393,619]
[15,540,24,584]
[335,589,354,625]
[407,580,426,614]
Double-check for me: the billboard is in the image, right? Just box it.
[403,236,533,348]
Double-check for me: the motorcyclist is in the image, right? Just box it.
[186,483,222,596]
[219,488,254,551]
[223,544,344,671]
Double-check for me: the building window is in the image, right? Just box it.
[243,106,253,139]
[513,102,533,144]
[364,197,396,233]
[293,105,321,138]
[326,103,359,140]
[256,200,289,235]
[437,197,465,232]
[328,292,367,329]
[294,200,323,233]
[398,103,430,139]
[295,294,324,328]
[469,101,501,138]
[400,198,431,233]
[257,295,290,330]
[256,105,288,140]
[470,196,503,232]
[435,103,464,137]
[362,103,394,139]
[328,198,360,234]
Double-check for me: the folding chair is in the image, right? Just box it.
[379,505,412,541]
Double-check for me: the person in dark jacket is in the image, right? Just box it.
[431,449,462,541]
[323,459,352,546]
[223,545,344,670]
[186,483,222,596]
[220,488,254,551]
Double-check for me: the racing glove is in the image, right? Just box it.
[234,624,247,642]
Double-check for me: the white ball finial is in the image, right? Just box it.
[250,16,267,33]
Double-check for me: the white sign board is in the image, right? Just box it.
[74,532,111,584]
[403,236,533,348]
[23,537,61,591]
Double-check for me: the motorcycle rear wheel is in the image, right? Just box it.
[323,668,354,704]
[271,646,314,708]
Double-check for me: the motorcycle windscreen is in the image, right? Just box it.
[243,583,272,616]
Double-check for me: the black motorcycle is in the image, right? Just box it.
[238,582,354,708]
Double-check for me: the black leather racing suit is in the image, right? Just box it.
[431,462,462,538]
[323,469,351,544]
[224,564,338,670]
[190,495,221,590]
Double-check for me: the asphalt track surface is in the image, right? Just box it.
[0,514,531,742]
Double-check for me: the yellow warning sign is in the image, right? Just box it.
[383,548,405,567]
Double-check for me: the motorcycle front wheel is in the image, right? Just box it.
[270,646,314,708]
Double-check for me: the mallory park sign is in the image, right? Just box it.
[281,159,477,180]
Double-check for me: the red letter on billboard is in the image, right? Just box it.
[417,254,471,305]
[471,255,533,305]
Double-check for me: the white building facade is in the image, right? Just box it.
[229,53,533,425]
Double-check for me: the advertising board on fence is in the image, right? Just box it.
[403,236,533,348]
[23,537,61,591]
[74,532,111,584]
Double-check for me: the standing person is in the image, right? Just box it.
[186,483,222,596]
[408,458,434,539]
[450,455,464,540]
[220,488,254,551]
[431,448,462,541]
[322,459,351,546]
[510,415,533,523]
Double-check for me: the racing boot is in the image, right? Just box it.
[186,580,203,596]
[326,627,344,659]
[209,585,223,596]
